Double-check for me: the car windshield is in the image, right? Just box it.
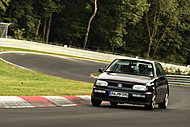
[106,59,154,77]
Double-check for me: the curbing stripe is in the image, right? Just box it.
[3,106,35,109]
[0,96,92,108]
[19,96,58,107]
[43,96,74,106]
[0,96,33,108]
[63,96,84,104]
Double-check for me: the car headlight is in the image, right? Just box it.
[133,85,147,91]
[95,80,108,86]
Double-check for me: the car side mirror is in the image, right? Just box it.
[98,68,104,73]
[158,75,166,80]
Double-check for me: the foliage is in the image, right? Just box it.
[0,0,189,65]
[13,28,25,39]
[108,0,149,52]
[0,0,10,12]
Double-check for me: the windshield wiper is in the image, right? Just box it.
[106,71,116,74]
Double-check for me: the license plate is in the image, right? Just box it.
[109,91,128,98]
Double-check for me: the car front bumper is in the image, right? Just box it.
[92,86,153,105]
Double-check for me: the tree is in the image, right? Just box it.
[0,0,10,12]
[83,0,97,50]
[0,0,11,22]
[145,0,179,59]
[109,0,149,52]
[50,0,89,47]
[0,0,189,65]
[4,0,37,39]
[87,0,115,51]
[40,0,63,43]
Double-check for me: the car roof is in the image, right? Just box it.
[116,58,155,64]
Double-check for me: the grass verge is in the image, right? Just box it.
[1,46,188,96]
[0,47,93,96]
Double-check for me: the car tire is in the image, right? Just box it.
[158,93,168,109]
[110,102,118,106]
[145,94,156,110]
[91,97,102,107]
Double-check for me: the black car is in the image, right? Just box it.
[91,58,169,109]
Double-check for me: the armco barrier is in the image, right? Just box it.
[0,38,130,62]
[0,38,190,74]
[167,75,190,85]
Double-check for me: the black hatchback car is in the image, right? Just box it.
[91,58,169,109]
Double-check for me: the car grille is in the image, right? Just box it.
[106,80,135,89]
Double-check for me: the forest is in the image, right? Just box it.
[0,0,190,65]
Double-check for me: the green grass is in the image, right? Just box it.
[0,46,93,96]
[2,46,188,96]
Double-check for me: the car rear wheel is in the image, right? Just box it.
[158,93,168,109]
[110,102,118,106]
[145,94,156,110]
[91,97,102,107]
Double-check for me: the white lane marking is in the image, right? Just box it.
[0,52,33,71]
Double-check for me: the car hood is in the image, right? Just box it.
[97,72,154,85]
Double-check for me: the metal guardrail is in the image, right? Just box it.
[0,38,190,74]
[167,75,190,85]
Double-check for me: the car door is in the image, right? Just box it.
[155,63,167,103]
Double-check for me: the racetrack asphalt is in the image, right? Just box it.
[0,52,108,83]
[0,52,190,127]
[0,85,189,127]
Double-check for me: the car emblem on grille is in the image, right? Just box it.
[118,83,122,88]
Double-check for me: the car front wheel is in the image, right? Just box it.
[158,93,169,109]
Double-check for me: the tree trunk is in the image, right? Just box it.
[43,16,47,41]
[152,22,170,57]
[111,44,115,54]
[147,37,153,59]
[83,0,97,50]
[146,1,158,59]
[69,32,75,46]
[45,14,52,44]
[35,17,41,39]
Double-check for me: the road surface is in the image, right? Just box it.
[0,52,189,127]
